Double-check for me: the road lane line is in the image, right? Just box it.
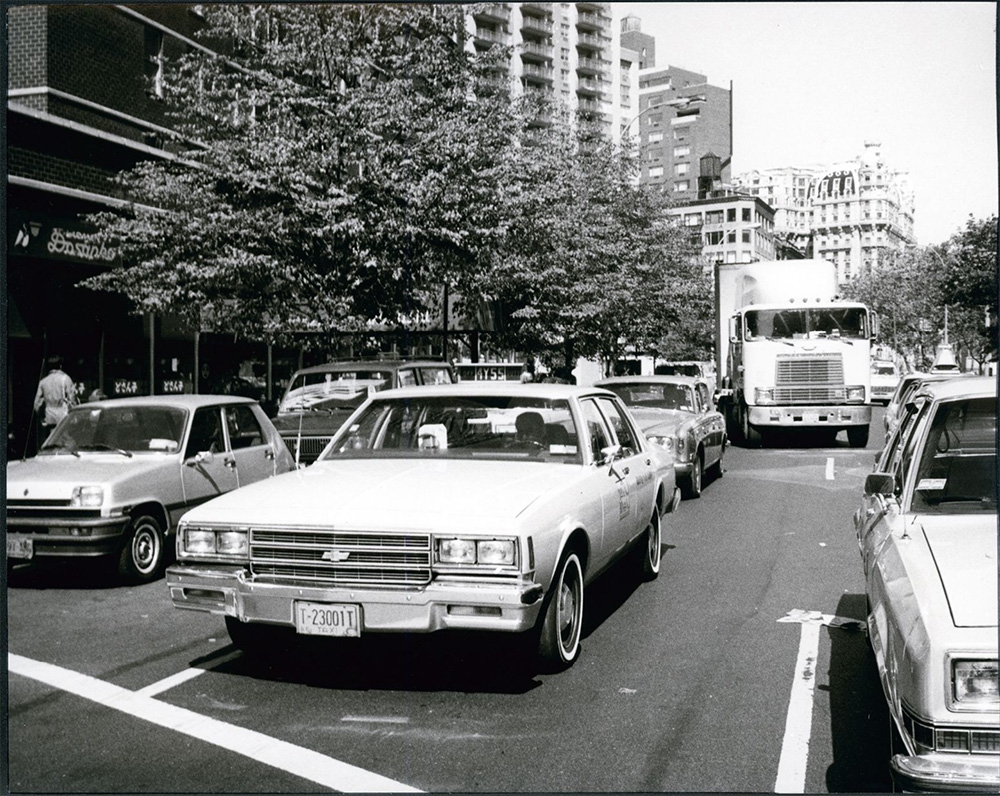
[135,667,208,698]
[825,457,835,480]
[774,610,865,793]
[9,653,422,793]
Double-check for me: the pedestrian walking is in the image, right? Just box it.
[34,355,77,447]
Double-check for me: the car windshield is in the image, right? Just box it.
[322,396,582,464]
[280,369,393,412]
[745,306,868,340]
[42,405,186,454]
[603,383,694,412]
[911,396,997,514]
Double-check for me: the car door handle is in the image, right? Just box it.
[224,458,236,469]
[622,466,630,476]
[265,449,275,460]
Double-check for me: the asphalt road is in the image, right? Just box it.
[6,408,897,793]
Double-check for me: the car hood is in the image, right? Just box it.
[182,458,585,529]
[6,455,173,499]
[922,517,998,627]
[627,408,691,436]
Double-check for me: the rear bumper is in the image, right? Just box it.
[748,404,871,428]
[165,564,545,634]
[891,751,1000,793]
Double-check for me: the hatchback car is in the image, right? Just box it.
[271,359,455,464]
[596,375,726,498]
[6,395,295,583]
[167,383,680,673]
[855,376,998,792]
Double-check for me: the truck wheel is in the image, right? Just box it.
[117,513,165,584]
[538,551,584,671]
[847,425,870,448]
[740,403,761,446]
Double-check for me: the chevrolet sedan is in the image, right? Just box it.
[596,375,726,499]
[855,376,998,792]
[166,383,680,672]
[6,395,295,583]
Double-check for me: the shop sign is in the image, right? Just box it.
[455,363,524,381]
[10,212,120,267]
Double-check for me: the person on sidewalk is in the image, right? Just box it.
[34,355,77,447]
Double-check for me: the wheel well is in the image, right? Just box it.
[564,528,590,575]
[128,502,168,535]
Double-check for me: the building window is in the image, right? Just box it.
[648,131,663,143]
[742,208,751,222]
[727,208,736,222]
[648,166,664,178]
[675,163,689,176]
[705,210,723,225]
[673,145,690,158]
[742,230,751,243]
[727,230,736,243]
[145,27,165,98]
[673,180,689,191]
[706,231,723,245]
[685,213,702,226]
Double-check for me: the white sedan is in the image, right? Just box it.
[166,383,680,672]
[855,376,998,792]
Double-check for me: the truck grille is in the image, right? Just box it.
[774,354,845,404]
[249,527,432,586]
[281,435,331,463]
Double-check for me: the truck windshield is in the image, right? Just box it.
[745,307,867,341]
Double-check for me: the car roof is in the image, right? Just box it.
[369,382,616,400]
[911,375,997,402]
[596,375,700,386]
[290,360,450,377]
[74,394,255,410]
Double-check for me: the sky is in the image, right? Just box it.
[614,2,997,245]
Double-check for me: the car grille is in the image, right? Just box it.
[774,354,845,404]
[281,435,332,463]
[903,707,1000,754]
[249,527,432,586]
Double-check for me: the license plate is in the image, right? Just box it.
[6,536,33,559]
[295,602,361,637]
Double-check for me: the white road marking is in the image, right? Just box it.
[825,457,835,480]
[774,610,865,793]
[9,653,422,793]
[134,667,207,698]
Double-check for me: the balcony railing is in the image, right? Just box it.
[575,32,607,50]
[472,3,510,24]
[474,28,510,46]
[576,10,608,30]
[521,15,554,35]
[522,63,555,82]
[520,40,553,61]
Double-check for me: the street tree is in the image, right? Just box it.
[82,4,525,347]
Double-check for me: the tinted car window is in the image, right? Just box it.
[186,407,225,458]
[225,404,265,450]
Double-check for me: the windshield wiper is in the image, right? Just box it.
[39,442,80,457]
[78,443,134,458]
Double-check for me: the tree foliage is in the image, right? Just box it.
[843,215,997,370]
[82,3,708,367]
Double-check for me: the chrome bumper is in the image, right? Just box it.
[748,404,872,428]
[891,751,1000,793]
[5,518,130,558]
[165,564,545,634]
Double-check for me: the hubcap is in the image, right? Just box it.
[134,527,158,572]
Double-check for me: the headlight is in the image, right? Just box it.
[754,388,776,405]
[437,538,516,566]
[180,524,249,558]
[70,486,104,507]
[953,659,999,705]
[846,385,865,402]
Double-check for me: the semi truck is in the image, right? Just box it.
[714,259,877,447]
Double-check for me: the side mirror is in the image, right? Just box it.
[864,472,894,496]
[599,444,621,465]
[185,450,213,467]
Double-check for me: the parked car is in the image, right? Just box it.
[166,383,681,673]
[6,395,295,583]
[854,376,998,792]
[595,375,727,499]
[870,359,901,404]
[271,359,455,464]
[884,371,964,441]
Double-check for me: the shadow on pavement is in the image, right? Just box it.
[824,592,893,792]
